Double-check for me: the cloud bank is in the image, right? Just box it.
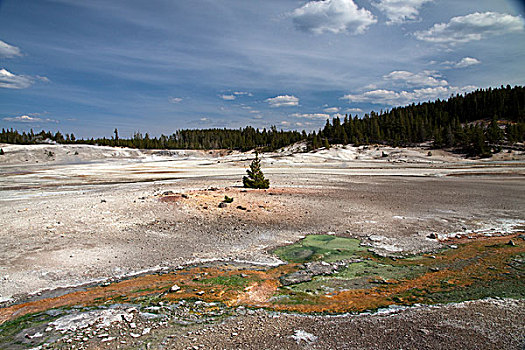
[3,115,58,123]
[0,69,33,89]
[373,0,433,24]
[266,95,299,107]
[0,40,21,58]
[342,85,477,106]
[415,12,525,44]
[292,0,376,34]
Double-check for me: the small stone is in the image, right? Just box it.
[181,194,189,199]
[100,199,106,203]
[427,233,437,239]
[236,205,247,210]
[170,284,181,292]
[507,240,516,246]
[196,291,205,296]
[430,267,440,272]
[218,202,227,208]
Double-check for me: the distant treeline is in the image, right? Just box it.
[1,85,524,157]
[312,85,525,157]
[0,126,305,152]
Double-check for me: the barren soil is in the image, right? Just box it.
[0,143,524,349]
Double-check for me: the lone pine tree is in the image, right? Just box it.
[243,151,270,189]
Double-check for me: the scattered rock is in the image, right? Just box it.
[427,233,437,239]
[280,270,313,286]
[236,205,247,210]
[181,194,189,199]
[291,330,318,344]
[430,267,440,272]
[305,261,335,276]
[170,284,181,292]
[100,199,106,203]
[196,291,205,296]
[218,202,227,208]
[162,191,175,196]
[419,328,430,335]
[507,240,516,246]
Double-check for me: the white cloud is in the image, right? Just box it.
[266,95,299,107]
[0,40,21,58]
[323,107,340,113]
[220,94,236,100]
[291,113,330,119]
[345,107,363,113]
[0,69,33,89]
[373,0,432,24]
[280,121,291,126]
[415,12,525,45]
[233,91,253,96]
[3,115,58,123]
[443,57,481,68]
[200,117,208,121]
[383,70,448,87]
[170,97,183,103]
[36,75,51,83]
[292,0,377,35]
[341,85,477,106]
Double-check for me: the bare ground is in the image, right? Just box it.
[0,143,524,349]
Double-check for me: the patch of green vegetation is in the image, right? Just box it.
[0,311,59,347]
[200,274,252,289]
[273,235,366,263]
[272,292,318,305]
[289,260,427,294]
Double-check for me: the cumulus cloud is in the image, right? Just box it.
[323,107,340,113]
[220,94,236,100]
[0,40,21,58]
[292,112,330,119]
[345,107,363,113]
[265,95,299,107]
[0,69,33,89]
[383,70,448,87]
[443,57,481,68]
[3,115,58,123]
[414,12,525,45]
[373,0,432,24]
[170,97,183,103]
[341,85,477,106]
[292,0,376,35]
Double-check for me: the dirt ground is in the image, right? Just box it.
[0,143,524,349]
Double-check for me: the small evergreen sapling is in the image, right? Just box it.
[243,151,270,189]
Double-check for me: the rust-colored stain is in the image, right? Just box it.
[0,234,522,324]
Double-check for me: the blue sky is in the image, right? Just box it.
[1,0,524,138]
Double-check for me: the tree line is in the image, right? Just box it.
[1,85,524,157]
[0,126,305,152]
[312,85,524,157]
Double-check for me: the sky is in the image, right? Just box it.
[1,0,524,138]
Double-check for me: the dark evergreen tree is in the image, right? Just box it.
[243,152,270,189]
